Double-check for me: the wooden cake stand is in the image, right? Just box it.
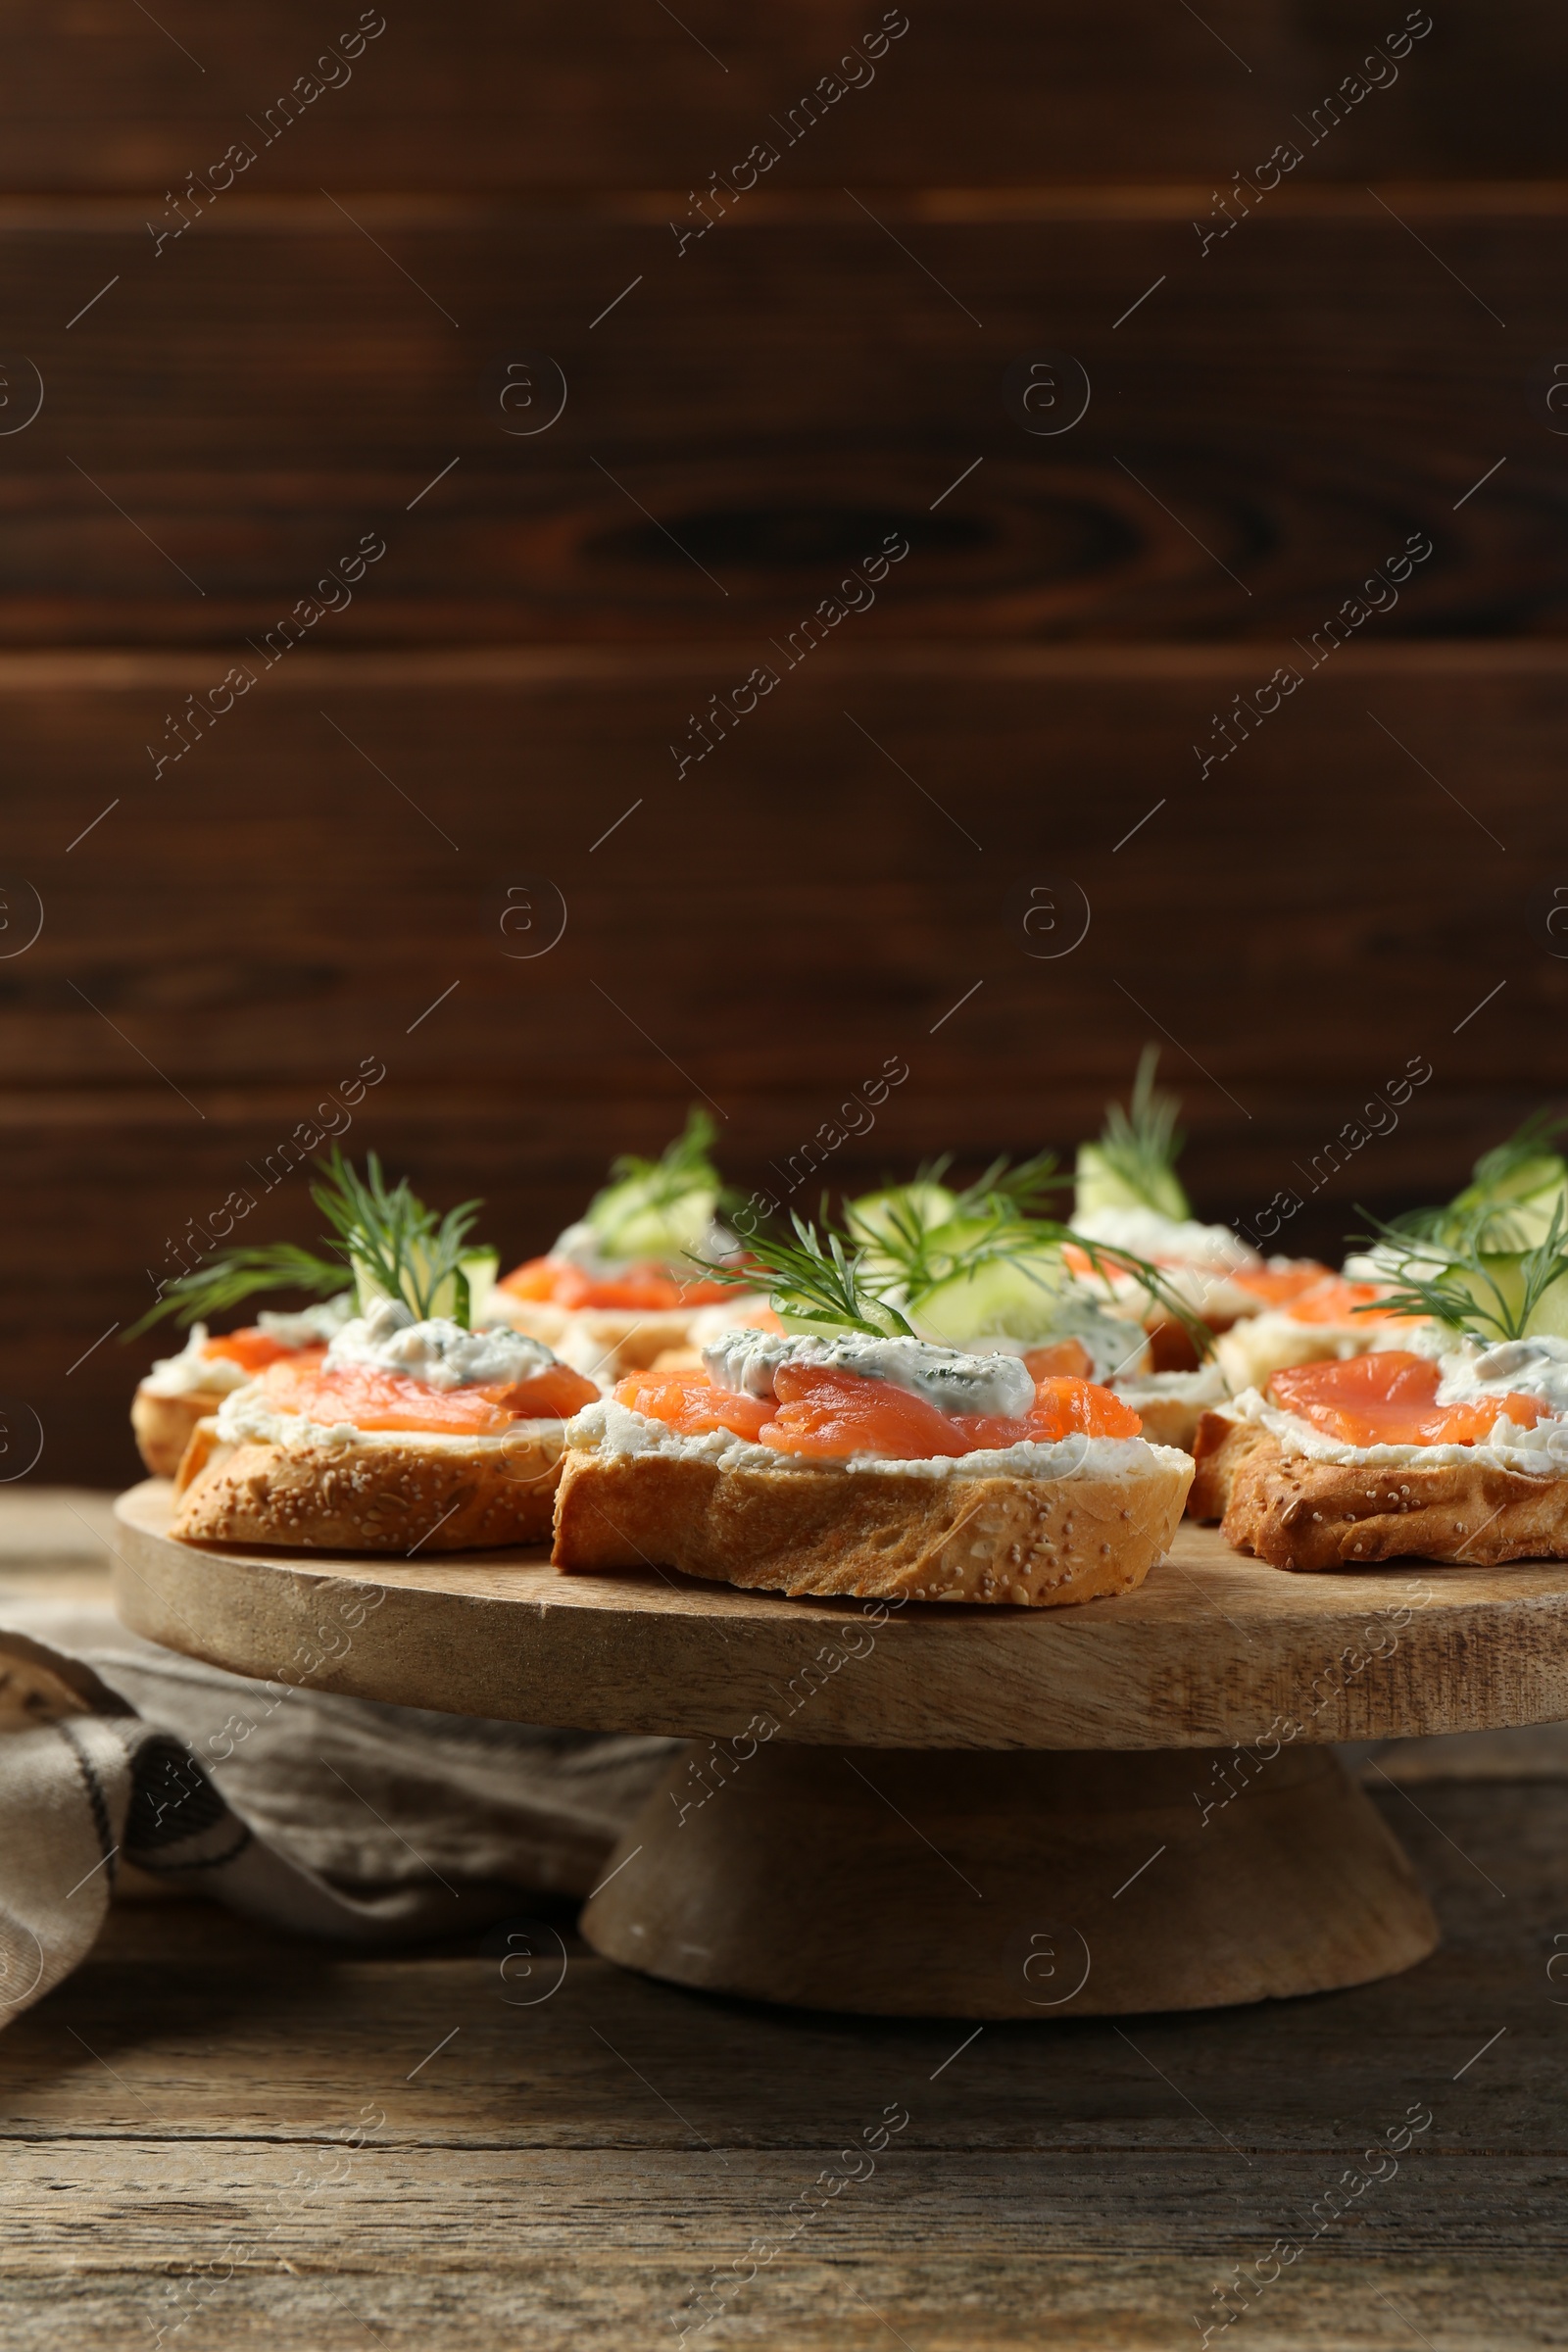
[112,1479,1568,2019]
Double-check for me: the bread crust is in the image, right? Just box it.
[1125,1392,1208,1453]
[1189,1411,1568,1571]
[169,1420,566,1551]
[132,1384,229,1479]
[552,1446,1193,1606]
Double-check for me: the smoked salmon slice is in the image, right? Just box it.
[613,1369,773,1442]
[620,1363,1142,1460]
[1277,1277,1415,1327]
[256,1356,599,1435]
[1231,1264,1333,1306]
[499,1256,738,1312]
[203,1328,315,1372]
[1021,1338,1094,1380]
[1269,1350,1544,1447]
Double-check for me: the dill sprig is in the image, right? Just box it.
[1056,1225,1214,1358]
[697,1212,914,1338]
[854,1186,1210,1354]
[313,1149,483,1323]
[124,1150,484,1341]
[946,1149,1065,1221]
[1380,1107,1568,1255]
[123,1242,347,1342]
[1349,1199,1568,1343]
[598,1107,720,1218]
[1078,1047,1191,1219]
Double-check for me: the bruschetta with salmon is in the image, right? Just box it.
[164,1152,598,1550]
[490,1111,762,1382]
[1192,1201,1568,1568]
[172,1299,598,1551]
[1070,1051,1320,1369]
[553,1216,1193,1604]
[131,1300,353,1478]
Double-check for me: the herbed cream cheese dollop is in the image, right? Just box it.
[254,1295,355,1348]
[701,1327,1038,1419]
[141,1325,251,1398]
[325,1297,562,1390]
[551,1215,742,1275]
[1069,1203,1261,1275]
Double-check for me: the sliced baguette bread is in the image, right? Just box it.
[170,1416,565,1550]
[132,1385,228,1479]
[552,1442,1193,1606]
[1190,1408,1568,1571]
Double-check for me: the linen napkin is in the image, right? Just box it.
[0,1593,676,2031]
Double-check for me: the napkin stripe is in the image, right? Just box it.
[53,1720,118,1885]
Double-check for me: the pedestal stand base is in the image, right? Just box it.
[582,1743,1439,2017]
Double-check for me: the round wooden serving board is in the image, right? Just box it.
[113,1478,1568,1748]
[112,1481,1568,2016]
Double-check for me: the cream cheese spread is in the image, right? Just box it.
[324,1297,561,1390]
[566,1396,1174,1483]
[1070,1204,1261,1275]
[214,1387,563,1452]
[254,1295,355,1348]
[141,1325,250,1399]
[551,1216,742,1276]
[700,1328,1038,1419]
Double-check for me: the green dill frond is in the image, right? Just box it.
[1076,1048,1191,1220]
[123,1243,347,1342]
[1349,1200,1568,1343]
[1375,1107,1568,1257]
[1056,1225,1213,1359]
[125,1151,486,1344]
[312,1149,483,1325]
[948,1150,1065,1222]
[854,1189,1212,1360]
[602,1107,719,1211]
[697,1212,914,1338]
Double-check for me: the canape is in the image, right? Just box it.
[491,1110,762,1382]
[1192,1210,1568,1569]
[1070,1051,1318,1368]
[1215,1112,1568,1395]
[131,1298,352,1477]
[172,1298,597,1550]
[1212,1272,1423,1394]
[553,1218,1193,1604]
[161,1152,597,1550]
[125,1149,495,1476]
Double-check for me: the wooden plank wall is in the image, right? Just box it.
[4,1,1565,1479]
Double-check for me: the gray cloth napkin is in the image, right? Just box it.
[0,1597,676,2030]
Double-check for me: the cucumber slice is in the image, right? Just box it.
[355,1245,501,1326]
[846,1182,957,1245]
[1451,1156,1568,1249]
[588,1184,716,1264]
[911,1251,1072,1346]
[1437,1250,1568,1340]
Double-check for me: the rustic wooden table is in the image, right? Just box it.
[2,1500,1565,2346]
